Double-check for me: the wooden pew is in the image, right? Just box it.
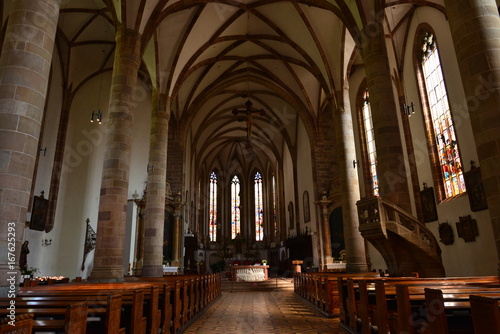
[341,275,499,334]
[0,313,33,333]
[147,286,161,334]
[7,273,221,334]
[64,301,88,334]
[397,285,500,334]
[0,295,119,333]
[423,288,500,334]
[470,294,500,333]
[131,290,147,334]
[14,288,155,334]
[9,282,149,333]
[124,273,222,333]
[0,299,103,332]
[124,275,203,332]
[161,282,174,334]
[105,294,126,334]
[294,272,380,317]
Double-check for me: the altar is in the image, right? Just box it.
[163,266,179,275]
[231,265,269,282]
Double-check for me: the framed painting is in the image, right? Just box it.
[456,215,479,243]
[464,166,488,212]
[420,186,438,223]
[30,194,48,231]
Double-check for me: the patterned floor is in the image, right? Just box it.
[183,287,348,333]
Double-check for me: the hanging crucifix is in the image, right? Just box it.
[232,99,265,149]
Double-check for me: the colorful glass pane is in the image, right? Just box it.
[231,175,241,239]
[362,90,379,196]
[254,172,264,241]
[272,175,277,240]
[209,172,217,242]
[421,32,466,198]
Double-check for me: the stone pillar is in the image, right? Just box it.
[142,94,169,277]
[360,21,411,212]
[334,89,368,273]
[316,192,333,271]
[46,92,72,232]
[443,0,500,275]
[171,193,183,267]
[90,28,141,281]
[0,0,60,296]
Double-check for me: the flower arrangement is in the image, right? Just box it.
[20,267,40,277]
[261,259,268,265]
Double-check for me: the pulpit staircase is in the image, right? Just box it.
[357,196,445,277]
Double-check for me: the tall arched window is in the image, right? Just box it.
[209,172,217,242]
[272,175,277,240]
[231,175,241,239]
[254,172,264,241]
[420,31,465,198]
[361,89,379,196]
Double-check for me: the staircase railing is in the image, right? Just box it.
[357,196,440,256]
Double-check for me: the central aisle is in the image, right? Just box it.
[183,280,347,333]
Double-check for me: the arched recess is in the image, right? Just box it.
[329,206,345,259]
[163,210,174,264]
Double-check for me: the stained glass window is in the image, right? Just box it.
[272,175,277,240]
[421,32,466,198]
[209,172,217,242]
[362,89,379,196]
[231,175,241,239]
[254,172,264,241]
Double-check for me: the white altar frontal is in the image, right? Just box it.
[163,266,179,275]
[231,265,269,282]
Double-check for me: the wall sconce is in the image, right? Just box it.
[90,109,102,124]
[42,239,52,247]
[353,160,359,169]
[39,147,47,156]
[402,102,415,116]
[147,164,154,173]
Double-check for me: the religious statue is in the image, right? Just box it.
[234,233,243,254]
[20,240,30,271]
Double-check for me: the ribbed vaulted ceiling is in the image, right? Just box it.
[14,0,447,173]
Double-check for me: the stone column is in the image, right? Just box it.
[359,20,411,213]
[316,192,333,271]
[0,0,60,296]
[334,89,368,273]
[142,94,169,277]
[443,0,500,275]
[46,92,72,232]
[90,28,141,281]
[171,193,183,267]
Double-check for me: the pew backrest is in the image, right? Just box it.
[470,294,500,334]
[64,301,88,334]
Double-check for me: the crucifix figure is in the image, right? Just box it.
[232,100,265,148]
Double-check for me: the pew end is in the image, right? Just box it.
[470,294,500,333]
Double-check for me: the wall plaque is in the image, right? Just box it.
[438,222,454,245]
[456,215,478,243]
[464,165,488,212]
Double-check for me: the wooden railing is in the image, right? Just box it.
[357,196,440,257]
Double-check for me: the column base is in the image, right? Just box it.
[141,264,163,277]
[132,260,143,276]
[89,266,124,282]
[346,262,369,273]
